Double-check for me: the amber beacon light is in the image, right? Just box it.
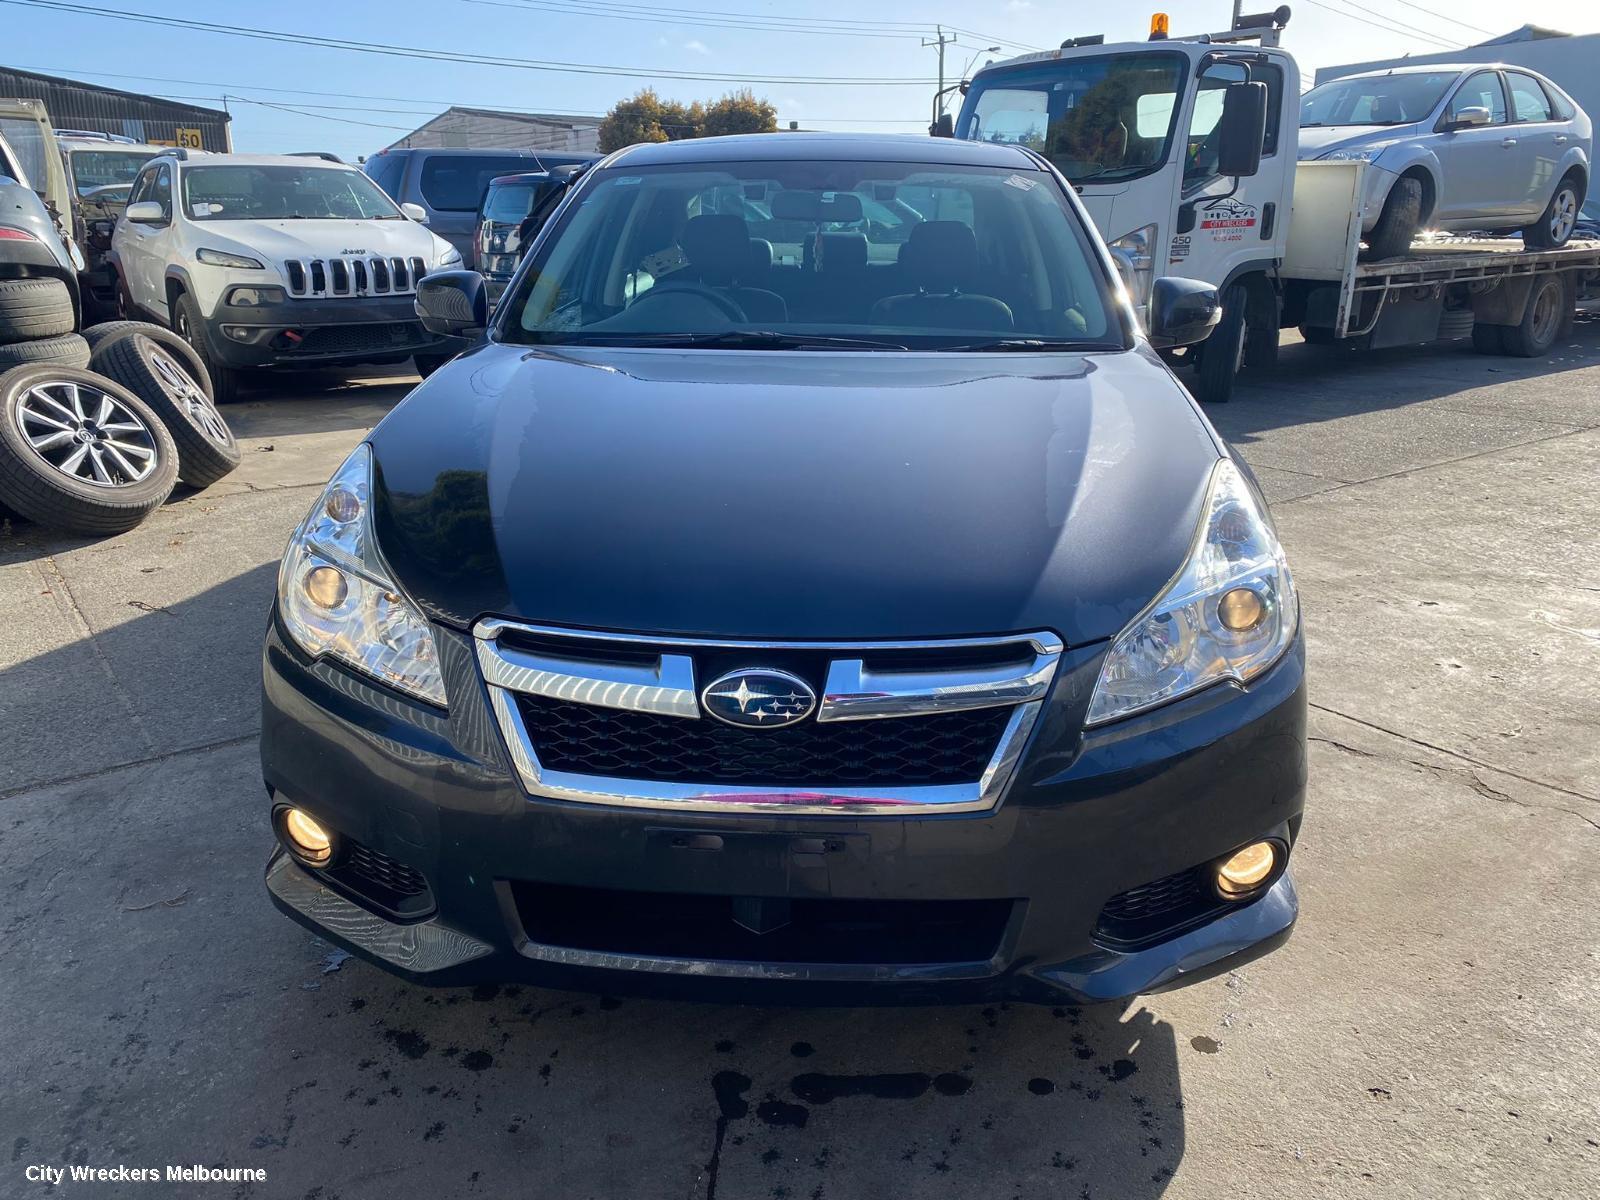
[1149,12,1170,39]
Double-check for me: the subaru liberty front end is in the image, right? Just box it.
[260,133,1306,1005]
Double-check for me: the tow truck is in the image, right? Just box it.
[943,6,1600,401]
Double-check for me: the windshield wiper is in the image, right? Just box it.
[552,330,912,350]
[938,337,1102,352]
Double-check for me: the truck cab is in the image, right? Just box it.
[953,13,1297,401]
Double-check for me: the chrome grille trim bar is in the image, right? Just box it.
[471,619,1064,816]
[474,638,698,718]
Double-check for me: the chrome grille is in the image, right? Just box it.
[283,255,429,298]
[473,620,1063,816]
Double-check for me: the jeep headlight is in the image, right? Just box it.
[1109,224,1157,308]
[438,245,462,268]
[1318,146,1385,163]
[276,444,447,707]
[196,247,266,269]
[1086,459,1296,725]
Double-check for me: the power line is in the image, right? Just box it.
[1298,0,1460,50]
[462,0,926,40]
[0,0,943,85]
[1379,0,1496,38]
[1328,0,1466,47]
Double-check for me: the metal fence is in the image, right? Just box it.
[0,65,231,151]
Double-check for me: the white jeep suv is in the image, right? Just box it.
[111,150,464,400]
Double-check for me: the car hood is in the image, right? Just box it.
[195,218,443,262]
[1297,123,1422,158]
[367,341,1222,644]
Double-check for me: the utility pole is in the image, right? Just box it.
[923,25,957,130]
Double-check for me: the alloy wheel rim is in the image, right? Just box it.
[1551,189,1577,242]
[149,347,229,443]
[15,380,159,487]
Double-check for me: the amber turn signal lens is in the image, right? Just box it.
[282,807,335,866]
[1216,841,1277,898]
[1218,586,1265,631]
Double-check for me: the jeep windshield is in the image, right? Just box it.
[502,158,1121,352]
[181,165,402,221]
[1300,72,1457,127]
[954,52,1187,184]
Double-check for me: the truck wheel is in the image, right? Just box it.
[1470,323,1506,355]
[94,333,241,488]
[173,291,244,404]
[85,320,214,401]
[0,278,76,341]
[0,333,91,369]
[1362,176,1423,261]
[1523,174,1581,249]
[1298,326,1337,346]
[0,364,178,535]
[1500,275,1566,358]
[1192,285,1246,404]
[1244,322,1279,369]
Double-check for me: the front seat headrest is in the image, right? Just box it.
[900,221,979,293]
[681,214,751,283]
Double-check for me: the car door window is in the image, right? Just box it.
[1448,72,1507,125]
[1505,73,1553,123]
[127,167,153,206]
[1184,61,1247,190]
[150,164,173,221]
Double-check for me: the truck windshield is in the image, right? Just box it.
[955,52,1187,184]
[181,165,402,221]
[482,179,559,224]
[1300,72,1457,126]
[69,150,152,195]
[502,158,1120,351]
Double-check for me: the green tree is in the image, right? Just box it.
[698,89,779,138]
[598,90,697,152]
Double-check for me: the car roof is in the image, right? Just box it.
[165,152,358,170]
[373,147,548,158]
[605,132,1042,169]
[1336,62,1533,79]
[59,138,163,154]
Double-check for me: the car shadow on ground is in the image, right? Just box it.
[1196,307,1600,448]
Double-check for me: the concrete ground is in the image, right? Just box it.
[2,328,1597,1200]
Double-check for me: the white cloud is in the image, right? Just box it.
[684,38,710,55]
[1006,0,1031,9]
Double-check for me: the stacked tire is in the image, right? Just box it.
[0,279,240,536]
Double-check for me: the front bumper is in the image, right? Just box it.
[260,618,1306,1005]
[200,292,464,369]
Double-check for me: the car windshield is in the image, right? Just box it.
[69,150,152,195]
[502,158,1118,351]
[955,52,1188,183]
[181,165,401,220]
[1300,72,1458,126]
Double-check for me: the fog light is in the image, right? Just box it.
[1218,586,1265,631]
[303,564,348,609]
[1216,841,1277,898]
[281,807,335,865]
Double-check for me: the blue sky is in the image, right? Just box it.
[6,0,1597,160]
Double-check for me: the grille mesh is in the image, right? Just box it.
[344,841,428,898]
[516,694,1011,787]
[1095,865,1222,948]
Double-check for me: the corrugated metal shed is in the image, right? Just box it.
[387,106,601,153]
[0,65,231,151]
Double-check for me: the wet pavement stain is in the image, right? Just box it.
[790,1072,972,1104]
[460,1051,493,1072]
[1027,1078,1056,1095]
[382,1029,430,1060]
[706,1070,752,1200]
[757,1099,809,1129]
[789,1042,815,1058]
[1190,1035,1223,1054]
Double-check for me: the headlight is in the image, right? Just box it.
[1318,146,1385,163]
[276,444,447,707]
[197,247,265,269]
[1086,458,1296,725]
[438,245,462,267]
[1109,224,1157,308]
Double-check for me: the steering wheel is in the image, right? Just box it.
[636,282,748,323]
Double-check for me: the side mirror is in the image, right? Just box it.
[416,270,488,337]
[1217,81,1267,178]
[124,201,165,224]
[931,113,955,138]
[400,202,429,224]
[1446,106,1491,130]
[1149,276,1222,347]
